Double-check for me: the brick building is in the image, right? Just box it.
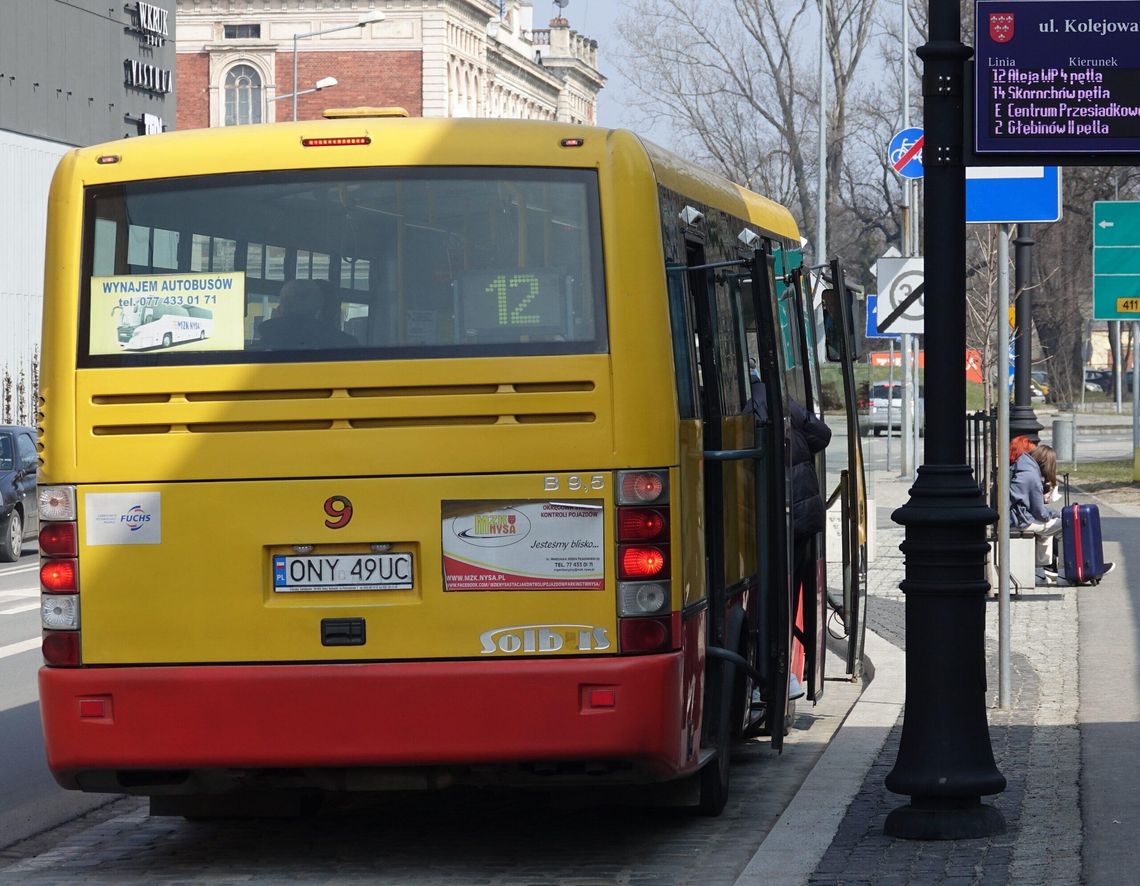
[175,0,603,128]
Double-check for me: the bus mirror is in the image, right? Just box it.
[822,289,843,363]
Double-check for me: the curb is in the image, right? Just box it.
[734,629,905,886]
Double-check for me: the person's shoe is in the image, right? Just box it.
[788,674,806,701]
[826,590,845,615]
[1035,568,1056,587]
[1102,562,1116,577]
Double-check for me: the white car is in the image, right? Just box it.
[867,382,925,436]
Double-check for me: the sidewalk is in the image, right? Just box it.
[739,467,1139,885]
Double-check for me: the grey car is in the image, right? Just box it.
[1,425,38,561]
[867,382,925,436]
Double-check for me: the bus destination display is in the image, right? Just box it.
[976,0,1140,153]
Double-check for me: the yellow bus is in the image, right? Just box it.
[36,113,865,817]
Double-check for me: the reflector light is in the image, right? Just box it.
[96,155,121,164]
[301,136,371,147]
[41,559,78,593]
[619,581,670,616]
[42,630,80,667]
[42,594,79,630]
[618,507,668,541]
[560,137,585,147]
[40,522,78,557]
[39,486,76,521]
[79,698,108,718]
[619,616,672,655]
[588,688,616,707]
[619,545,668,580]
[618,471,668,504]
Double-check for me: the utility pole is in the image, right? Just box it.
[1010,225,1043,442]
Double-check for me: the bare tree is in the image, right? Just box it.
[615,0,878,262]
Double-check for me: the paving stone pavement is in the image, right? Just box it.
[807,470,1083,886]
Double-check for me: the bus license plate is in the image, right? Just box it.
[273,553,414,592]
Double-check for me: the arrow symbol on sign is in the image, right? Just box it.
[1099,220,1115,229]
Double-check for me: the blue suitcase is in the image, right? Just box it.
[1061,503,1105,585]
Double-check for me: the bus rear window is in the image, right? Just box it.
[79,167,607,366]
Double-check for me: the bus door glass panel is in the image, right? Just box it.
[666,264,706,608]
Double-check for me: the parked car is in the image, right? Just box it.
[867,382,925,436]
[1,425,38,561]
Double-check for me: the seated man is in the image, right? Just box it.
[255,279,357,350]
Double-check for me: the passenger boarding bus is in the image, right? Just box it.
[36,112,866,817]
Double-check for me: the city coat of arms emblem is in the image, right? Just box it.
[989,13,1014,44]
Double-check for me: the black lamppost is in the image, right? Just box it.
[1010,224,1043,441]
[883,0,1007,840]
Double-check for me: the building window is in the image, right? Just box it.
[224,24,261,39]
[224,64,263,125]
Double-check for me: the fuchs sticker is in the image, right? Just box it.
[85,492,161,545]
[479,624,611,655]
[442,500,604,591]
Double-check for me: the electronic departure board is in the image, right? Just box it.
[975,0,1140,154]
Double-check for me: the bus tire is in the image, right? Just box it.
[162,332,173,348]
[696,660,733,816]
[1,509,22,562]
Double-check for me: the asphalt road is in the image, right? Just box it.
[0,546,117,851]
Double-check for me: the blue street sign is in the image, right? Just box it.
[965,166,1062,224]
[866,294,902,340]
[888,128,924,179]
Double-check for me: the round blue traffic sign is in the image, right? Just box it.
[888,127,924,179]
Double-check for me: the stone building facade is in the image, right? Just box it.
[175,0,603,128]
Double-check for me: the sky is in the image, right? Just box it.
[547,0,669,140]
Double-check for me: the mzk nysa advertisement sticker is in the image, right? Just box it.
[442,500,604,591]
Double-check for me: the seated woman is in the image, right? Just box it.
[1009,439,1060,579]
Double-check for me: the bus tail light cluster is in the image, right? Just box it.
[38,486,80,666]
[615,470,675,654]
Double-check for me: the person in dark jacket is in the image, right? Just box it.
[255,280,358,350]
[745,362,832,698]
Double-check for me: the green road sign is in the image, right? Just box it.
[1093,201,1140,320]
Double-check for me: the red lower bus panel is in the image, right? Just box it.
[40,655,686,789]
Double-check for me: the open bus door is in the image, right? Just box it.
[677,245,793,773]
[820,260,869,678]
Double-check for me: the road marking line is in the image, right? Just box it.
[0,637,41,660]
[0,602,40,615]
[0,563,39,575]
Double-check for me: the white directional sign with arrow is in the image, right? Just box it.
[875,257,925,334]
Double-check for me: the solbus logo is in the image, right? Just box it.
[120,505,152,531]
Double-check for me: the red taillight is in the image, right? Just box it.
[618,508,668,542]
[619,616,673,655]
[619,545,670,579]
[42,630,80,667]
[40,522,77,557]
[41,559,78,593]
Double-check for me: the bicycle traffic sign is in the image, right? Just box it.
[888,128,924,179]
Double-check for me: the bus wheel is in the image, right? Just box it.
[162,332,173,348]
[0,510,22,562]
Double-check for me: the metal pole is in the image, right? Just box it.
[885,0,1005,839]
[1010,225,1042,442]
[902,331,912,476]
[816,1,828,262]
[1133,322,1140,479]
[996,225,1011,710]
[292,33,299,122]
[1115,321,1123,413]
[887,340,895,471]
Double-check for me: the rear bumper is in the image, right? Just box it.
[40,654,688,791]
